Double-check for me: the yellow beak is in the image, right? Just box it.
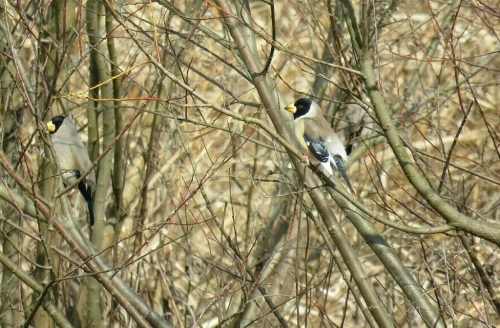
[47,121,56,132]
[284,104,297,113]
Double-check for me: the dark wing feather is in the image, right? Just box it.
[303,135,329,163]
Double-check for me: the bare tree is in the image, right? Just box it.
[1,0,500,327]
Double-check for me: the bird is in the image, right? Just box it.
[47,115,96,225]
[284,98,355,194]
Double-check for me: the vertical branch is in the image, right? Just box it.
[84,2,101,325]
[106,5,125,223]
[0,9,22,327]
[86,0,115,326]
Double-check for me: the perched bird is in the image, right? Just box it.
[47,115,96,225]
[284,98,355,194]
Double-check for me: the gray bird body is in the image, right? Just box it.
[48,116,96,225]
[285,98,355,194]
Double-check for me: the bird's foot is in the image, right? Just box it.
[303,155,310,166]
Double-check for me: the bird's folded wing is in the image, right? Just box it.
[304,135,329,163]
[51,139,96,189]
[302,118,330,163]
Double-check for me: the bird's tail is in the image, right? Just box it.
[78,181,94,226]
[86,196,94,226]
[332,155,356,195]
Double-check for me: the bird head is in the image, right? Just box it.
[47,116,66,134]
[285,98,314,119]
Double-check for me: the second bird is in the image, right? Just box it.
[285,98,355,194]
[47,115,96,226]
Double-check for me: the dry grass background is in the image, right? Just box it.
[2,0,500,327]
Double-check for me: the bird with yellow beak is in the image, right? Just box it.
[47,115,96,225]
[285,98,355,194]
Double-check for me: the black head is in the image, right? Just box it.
[292,98,312,119]
[47,115,66,134]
